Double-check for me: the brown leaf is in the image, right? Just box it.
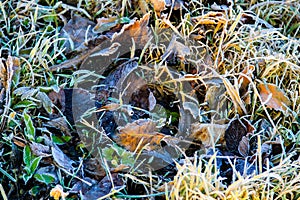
[162,35,190,63]
[30,142,51,157]
[190,123,227,147]
[46,117,71,136]
[59,15,96,53]
[48,88,66,113]
[114,119,169,151]
[150,0,166,16]
[93,16,120,34]
[257,83,291,112]
[225,117,254,155]
[112,13,151,50]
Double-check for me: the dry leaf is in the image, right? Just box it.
[161,35,190,63]
[52,144,76,172]
[150,0,166,16]
[93,17,121,33]
[190,123,227,147]
[82,173,124,200]
[46,117,71,136]
[30,142,51,157]
[192,12,227,25]
[48,88,66,113]
[225,117,253,155]
[114,119,169,151]
[257,83,291,112]
[112,13,151,50]
[148,91,157,111]
[59,15,96,53]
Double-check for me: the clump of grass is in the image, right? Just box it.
[169,153,300,199]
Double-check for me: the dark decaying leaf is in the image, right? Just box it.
[70,88,95,124]
[59,15,97,53]
[81,173,124,200]
[225,117,254,156]
[48,88,66,113]
[29,142,51,157]
[45,117,71,136]
[51,144,76,172]
[238,65,255,104]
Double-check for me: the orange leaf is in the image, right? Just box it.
[112,13,151,48]
[150,0,166,16]
[114,119,168,152]
[257,83,291,112]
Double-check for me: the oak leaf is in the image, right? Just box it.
[257,83,291,112]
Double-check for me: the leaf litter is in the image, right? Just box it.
[0,0,300,199]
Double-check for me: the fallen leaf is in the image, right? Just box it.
[93,16,130,34]
[48,88,66,113]
[112,13,151,51]
[225,117,254,155]
[59,15,97,53]
[161,35,190,64]
[192,12,227,25]
[150,0,166,16]
[46,117,71,136]
[52,144,76,172]
[238,65,255,104]
[257,83,291,112]
[148,91,157,111]
[82,173,124,200]
[114,119,171,151]
[30,142,51,157]
[71,88,95,124]
[190,123,227,147]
